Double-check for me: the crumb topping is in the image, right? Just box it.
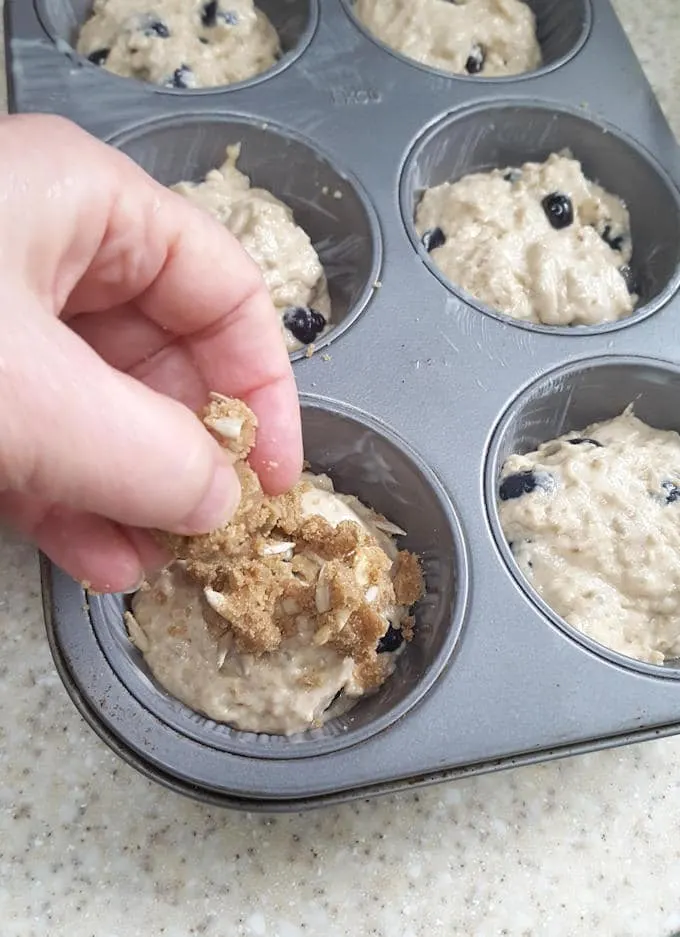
[155,395,424,693]
[393,552,425,606]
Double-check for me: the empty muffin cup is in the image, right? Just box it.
[342,0,591,80]
[486,355,680,674]
[36,0,318,91]
[87,395,467,759]
[400,102,680,333]
[108,114,381,358]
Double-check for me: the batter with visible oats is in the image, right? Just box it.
[127,396,424,735]
[416,152,637,326]
[355,0,541,77]
[499,408,680,664]
[172,146,332,353]
[77,0,279,89]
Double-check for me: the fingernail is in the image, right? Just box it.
[174,461,241,535]
[121,575,146,595]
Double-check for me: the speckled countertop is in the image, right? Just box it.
[1,3,680,936]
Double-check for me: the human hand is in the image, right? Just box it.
[0,114,302,592]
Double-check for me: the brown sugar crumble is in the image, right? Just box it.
[155,394,425,695]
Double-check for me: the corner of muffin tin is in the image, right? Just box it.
[9,0,680,807]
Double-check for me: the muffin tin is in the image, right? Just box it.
[8,0,680,811]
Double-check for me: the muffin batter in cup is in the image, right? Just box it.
[77,0,279,89]
[354,0,541,78]
[499,407,680,663]
[127,396,424,735]
[172,145,332,353]
[416,152,637,326]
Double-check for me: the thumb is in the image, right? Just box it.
[1,307,241,534]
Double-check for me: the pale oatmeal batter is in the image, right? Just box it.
[355,0,541,77]
[499,408,680,664]
[173,145,331,353]
[416,152,637,326]
[77,0,279,88]
[127,395,424,735]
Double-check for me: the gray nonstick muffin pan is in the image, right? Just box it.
[7,0,680,811]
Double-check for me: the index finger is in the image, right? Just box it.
[62,134,302,491]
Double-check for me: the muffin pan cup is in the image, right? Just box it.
[106,114,382,360]
[9,0,680,809]
[86,397,468,762]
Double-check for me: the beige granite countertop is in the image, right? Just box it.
[1,3,679,936]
